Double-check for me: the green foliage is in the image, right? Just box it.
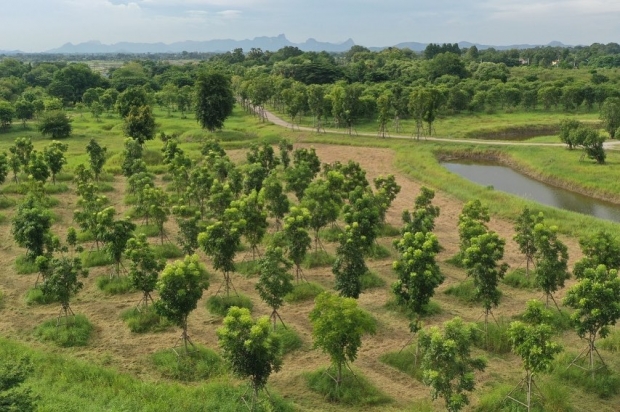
[342,186,381,253]
[305,367,391,406]
[309,292,376,384]
[457,199,490,263]
[151,243,184,259]
[256,246,294,329]
[502,268,538,289]
[273,324,303,355]
[86,139,107,181]
[96,275,133,295]
[43,140,68,184]
[303,250,336,269]
[80,249,113,268]
[0,357,36,412]
[38,253,88,316]
[301,175,344,250]
[102,217,136,276]
[418,317,487,412]
[401,186,440,235]
[235,189,268,256]
[206,294,253,317]
[11,194,53,260]
[38,111,72,139]
[125,233,165,306]
[260,171,290,227]
[509,320,562,374]
[284,282,324,303]
[151,346,224,381]
[554,352,620,398]
[444,279,479,303]
[124,104,156,145]
[475,319,513,355]
[600,96,620,138]
[360,270,386,290]
[379,345,425,381]
[333,223,368,299]
[513,207,543,276]
[34,314,93,347]
[120,307,171,333]
[217,307,282,402]
[573,230,620,279]
[282,206,312,279]
[24,287,57,306]
[599,328,620,352]
[195,71,235,132]
[15,255,39,274]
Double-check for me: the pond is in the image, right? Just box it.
[442,160,620,223]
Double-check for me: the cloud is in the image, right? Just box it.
[216,10,242,19]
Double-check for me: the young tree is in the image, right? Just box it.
[342,187,381,253]
[0,100,14,129]
[90,101,104,122]
[235,190,268,258]
[333,223,368,299]
[12,194,53,260]
[392,230,443,333]
[309,292,376,386]
[0,152,8,186]
[563,265,620,373]
[217,307,282,408]
[401,186,440,236]
[9,137,33,169]
[255,246,294,329]
[102,217,136,277]
[172,207,203,255]
[123,105,156,145]
[374,174,401,223]
[86,139,107,182]
[195,71,235,132]
[573,231,620,278]
[38,111,72,139]
[198,206,246,296]
[463,230,509,330]
[285,162,314,201]
[43,140,68,184]
[418,317,487,412]
[116,86,148,118]
[38,252,88,322]
[533,222,569,309]
[155,255,210,352]
[260,171,290,230]
[26,151,50,183]
[125,234,165,308]
[301,175,344,251]
[457,199,490,262]
[600,96,620,138]
[282,206,312,281]
[14,99,35,128]
[121,138,144,178]
[513,207,543,277]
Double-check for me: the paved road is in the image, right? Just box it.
[261,109,620,150]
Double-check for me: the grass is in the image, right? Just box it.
[367,243,393,260]
[475,319,513,355]
[514,305,573,332]
[360,270,386,290]
[152,243,184,259]
[305,367,392,406]
[15,255,38,274]
[303,250,336,269]
[44,182,70,193]
[96,275,134,295]
[134,224,161,238]
[81,249,114,268]
[476,379,574,412]
[273,324,304,355]
[600,328,620,352]
[444,279,478,304]
[502,268,538,289]
[206,293,253,317]
[319,226,343,242]
[34,314,94,347]
[24,287,57,305]
[377,223,401,237]
[0,289,4,308]
[236,259,261,278]
[151,345,225,382]
[0,196,16,209]
[380,345,424,381]
[284,282,324,303]
[554,352,620,399]
[76,230,95,242]
[120,306,171,333]
[384,298,442,321]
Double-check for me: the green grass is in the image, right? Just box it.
[236,259,261,278]
[24,287,57,305]
[0,196,16,209]
[151,345,225,382]
[303,250,336,269]
[273,324,304,355]
[15,255,38,274]
[384,298,442,320]
[34,314,94,347]
[319,226,343,243]
[476,379,574,412]
[152,243,184,259]
[475,319,513,355]
[305,367,392,406]
[81,249,114,268]
[444,279,478,304]
[554,352,620,399]
[360,270,386,290]
[44,182,70,193]
[120,306,171,333]
[377,223,401,237]
[96,275,134,295]
[76,230,95,242]
[380,345,424,381]
[0,338,293,412]
[514,305,572,332]
[600,328,620,352]
[134,224,161,238]
[502,268,538,289]
[205,294,253,317]
[367,243,393,260]
[284,282,324,303]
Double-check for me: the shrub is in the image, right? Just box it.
[303,251,336,269]
[319,226,343,243]
[444,279,478,303]
[151,346,225,381]
[206,294,253,317]
[24,287,56,305]
[34,314,93,347]
[475,319,512,355]
[96,276,134,295]
[600,328,620,352]
[273,325,303,355]
[377,223,400,237]
[15,255,38,274]
[152,243,183,259]
[305,367,391,406]
[121,307,171,333]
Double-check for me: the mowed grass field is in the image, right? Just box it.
[0,105,619,411]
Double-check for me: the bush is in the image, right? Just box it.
[121,307,171,333]
[236,259,261,278]
[96,276,134,295]
[34,314,93,347]
[151,346,225,381]
[360,270,386,290]
[24,287,57,305]
[514,306,572,333]
[273,324,303,355]
[284,282,324,303]
[206,294,253,317]
[15,255,38,274]
[76,230,95,242]
[503,268,538,289]
[380,345,424,381]
[303,251,336,269]
[305,367,391,406]
[554,352,620,399]
[81,250,113,268]
[152,243,184,259]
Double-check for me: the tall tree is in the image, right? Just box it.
[86,139,107,182]
[123,105,156,145]
[513,207,543,277]
[332,223,368,299]
[195,71,235,132]
[600,96,620,138]
[282,206,312,281]
[533,222,570,309]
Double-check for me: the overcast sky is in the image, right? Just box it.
[2,0,620,52]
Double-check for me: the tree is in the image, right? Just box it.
[418,317,486,412]
[457,199,490,262]
[581,128,606,164]
[342,187,381,253]
[38,111,72,139]
[102,217,136,277]
[155,255,209,352]
[513,207,543,277]
[217,307,282,408]
[393,230,443,333]
[282,206,312,281]
[121,138,144,178]
[195,71,235,132]
[235,190,268,258]
[285,162,314,201]
[401,186,440,236]
[302,175,344,251]
[172,207,203,255]
[533,222,569,309]
[0,357,37,412]
[573,231,620,279]
[333,223,368,299]
[0,152,8,186]
[377,91,394,137]
[374,174,401,223]
[255,246,294,329]
[125,234,165,308]
[123,105,156,145]
[563,265,620,373]
[463,230,509,330]
[12,194,53,260]
[116,86,149,118]
[260,171,290,230]
[90,101,103,122]
[25,151,50,183]
[38,252,88,322]
[43,140,68,184]
[309,292,376,386]
[86,139,107,182]
[14,99,35,127]
[600,96,620,138]
[9,137,33,169]
[507,304,562,412]
[0,100,14,129]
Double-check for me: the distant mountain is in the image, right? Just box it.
[45,34,356,54]
[0,49,24,55]
[372,41,569,52]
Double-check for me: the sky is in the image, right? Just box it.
[2,0,620,52]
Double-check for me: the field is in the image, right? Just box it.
[1,106,620,411]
